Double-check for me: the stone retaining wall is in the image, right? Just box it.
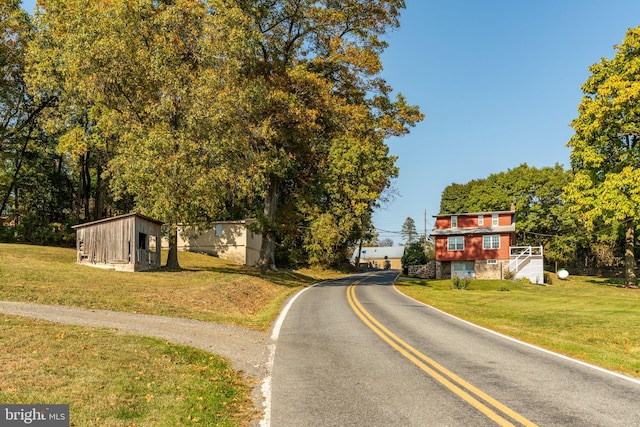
[408,261,437,279]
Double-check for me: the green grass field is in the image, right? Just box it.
[3,243,640,424]
[0,315,255,426]
[0,243,340,426]
[395,276,640,379]
[0,243,334,330]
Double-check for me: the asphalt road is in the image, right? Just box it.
[269,270,640,426]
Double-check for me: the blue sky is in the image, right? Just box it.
[373,0,640,244]
[20,0,640,244]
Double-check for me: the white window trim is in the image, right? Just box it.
[492,214,499,226]
[487,259,497,265]
[447,236,464,251]
[483,235,500,250]
[451,216,458,228]
[478,215,484,226]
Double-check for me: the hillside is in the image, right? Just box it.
[0,243,333,331]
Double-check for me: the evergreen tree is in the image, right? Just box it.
[401,216,418,244]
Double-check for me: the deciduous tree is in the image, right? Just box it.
[237,0,423,269]
[27,0,255,268]
[566,27,640,287]
[439,163,578,266]
[0,0,57,220]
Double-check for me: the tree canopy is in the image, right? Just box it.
[1,0,75,248]
[26,0,260,268]
[3,0,423,269]
[233,0,423,268]
[439,163,578,266]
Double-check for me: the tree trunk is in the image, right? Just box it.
[0,130,32,216]
[94,159,104,219]
[257,174,280,270]
[356,237,363,270]
[80,153,91,220]
[165,224,181,270]
[624,218,637,287]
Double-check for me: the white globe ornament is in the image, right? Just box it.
[558,269,569,280]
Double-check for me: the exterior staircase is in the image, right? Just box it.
[509,246,544,283]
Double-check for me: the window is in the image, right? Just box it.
[478,215,484,226]
[138,232,147,250]
[487,259,497,265]
[447,236,464,250]
[148,235,157,253]
[451,216,458,228]
[483,235,500,250]
[492,214,499,226]
[215,224,223,237]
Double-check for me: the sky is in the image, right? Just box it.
[371,0,640,244]
[19,0,640,245]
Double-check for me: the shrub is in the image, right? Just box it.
[452,274,471,290]
[0,216,76,248]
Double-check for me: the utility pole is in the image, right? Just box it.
[424,209,427,238]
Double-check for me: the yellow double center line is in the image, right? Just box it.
[346,279,537,427]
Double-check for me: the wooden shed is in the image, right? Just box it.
[72,213,163,272]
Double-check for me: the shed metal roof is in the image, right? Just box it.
[72,213,164,229]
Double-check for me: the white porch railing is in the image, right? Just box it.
[509,246,543,273]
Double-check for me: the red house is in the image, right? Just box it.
[430,208,516,279]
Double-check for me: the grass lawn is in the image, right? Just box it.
[0,243,345,425]
[0,315,254,426]
[0,243,342,331]
[395,275,640,379]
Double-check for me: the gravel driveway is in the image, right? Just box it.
[0,301,272,423]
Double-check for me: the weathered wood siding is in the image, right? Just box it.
[74,214,162,272]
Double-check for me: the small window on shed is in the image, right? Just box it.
[138,232,147,250]
[149,235,157,253]
[215,224,223,237]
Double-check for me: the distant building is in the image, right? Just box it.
[430,208,544,283]
[72,213,163,272]
[351,246,405,270]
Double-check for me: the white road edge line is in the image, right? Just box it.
[392,281,640,386]
[260,280,326,427]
